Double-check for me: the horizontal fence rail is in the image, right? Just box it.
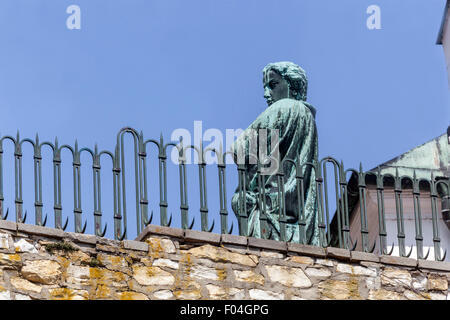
[0,128,448,261]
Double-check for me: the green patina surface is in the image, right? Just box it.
[375,133,449,180]
[231,62,320,245]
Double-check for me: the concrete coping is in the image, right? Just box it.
[1,219,450,272]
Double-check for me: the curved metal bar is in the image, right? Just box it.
[403,244,414,258]
[438,249,447,262]
[384,242,395,255]
[39,213,48,227]
[39,141,55,153]
[249,223,256,238]
[79,219,88,234]
[19,210,27,223]
[382,242,395,255]
[368,238,377,253]
[62,216,69,231]
[423,247,431,260]
[265,228,273,240]
[167,212,173,227]
[188,217,195,230]
[1,208,9,220]
[350,237,358,252]
[79,147,94,158]
[143,210,153,226]
[59,145,74,156]
[96,222,106,237]
[288,231,295,243]
[207,219,215,233]
[227,222,234,235]
[1,136,17,145]
[319,156,341,169]
[99,150,114,161]
[117,225,127,241]
[19,138,35,148]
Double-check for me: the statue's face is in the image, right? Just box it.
[263,69,290,106]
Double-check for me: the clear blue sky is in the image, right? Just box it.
[0,0,448,239]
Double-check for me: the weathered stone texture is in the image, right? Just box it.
[0,224,448,300]
[265,265,311,288]
[21,260,61,284]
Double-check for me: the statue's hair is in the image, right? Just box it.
[263,61,308,101]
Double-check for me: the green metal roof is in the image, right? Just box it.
[437,0,450,45]
[372,128,449,180]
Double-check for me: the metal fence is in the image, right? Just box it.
[0,127,448,261]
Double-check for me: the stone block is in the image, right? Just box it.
[135,225,184,242]
[350,251,380,263]
[17,223,65,239]
[285,255,315,266]
[21,260,62,285]
[184,229,221,245]
[265,265,312,288]
[417,259,450,272]
[123,240,149,252]
[187,244,258,267]
[65,232,97,245]
[220,233,247,247]
[249,289,284,300]
[287,242,326,258]
[326,247,351,260]
[132,266,175,286]
[0,220,17,232]
[380,255,417,268]
[248,237,287,252]
[233,270,265,285]
[0,232,12,250]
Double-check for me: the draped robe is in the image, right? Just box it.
[231,98,320,245]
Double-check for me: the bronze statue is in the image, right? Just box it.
[231,61,320,245]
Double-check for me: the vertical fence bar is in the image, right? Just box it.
[321,162,332,246]
[113,145,124,240]
[394,168,407,257]
[178,144,189,229]
[339,161,350,249]
[315,162,328,247]
[296,163,307,245]
[198,145,211,232]
[357,163,370,252]
[430,173,443,261]
[257,162,270,239]
[138,132,150,231]
[34,134,44,226]
[237,162,248,236]
[93,145,104,236]
[53,138,64,229]
[14,132,24,223]
[73,141,83,232]
[412,172,425,259]
[158,134,169,227]
[277,169,286,242]
[218,152,229,234]
[376,169,388,254]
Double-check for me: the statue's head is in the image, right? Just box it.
[262,61,308,106]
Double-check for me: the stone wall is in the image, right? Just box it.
[0,220,448,300]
